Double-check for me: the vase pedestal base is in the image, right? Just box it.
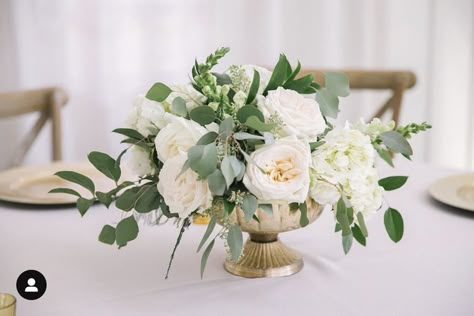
[223,233,303,278]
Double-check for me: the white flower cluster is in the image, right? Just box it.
[309,126,384,218]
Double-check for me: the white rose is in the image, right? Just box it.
[158,152,212,218]
[126,95,174,137]
[166,84,207,112]
[241,65,272,95]
[243,136,311,203]
[127,146,156,176]
[258,87,326,142]
[154,117,207,162]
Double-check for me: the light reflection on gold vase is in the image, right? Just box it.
[214,198,323,278]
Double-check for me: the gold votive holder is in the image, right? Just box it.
[0,293,16,316]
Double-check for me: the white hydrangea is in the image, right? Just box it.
[126,95,175,137]
[127,146,156,176]
[165,84,207,112]
[353,118,395,139]
[309,126,383,218]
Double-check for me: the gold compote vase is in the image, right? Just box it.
[213,198,323,278]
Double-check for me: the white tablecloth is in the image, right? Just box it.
[1,162,473,316]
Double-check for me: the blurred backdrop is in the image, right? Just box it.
[0,0,473,170]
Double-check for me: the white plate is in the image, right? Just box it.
[0,161,118,205]
[429,173,474,211]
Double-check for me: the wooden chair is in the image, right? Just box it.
[298,70,417,126]
[0,87,68,167]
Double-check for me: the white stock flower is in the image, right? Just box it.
[166,84,206,112]
[310,126,383,217]
[154,117,207,162]
[126,95,174,137]
[258,87,326,142]
[158,152,212,218]
[127,146,156,176]
[243,136,311,203]
[353,118,395,139]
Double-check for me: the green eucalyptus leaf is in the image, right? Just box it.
[227,225,243,262]
[207,169,226,196]
[335,223,342,232]
[299,202,309,227]
[376,147,394,167]
[336,198,351,236]
[244,116,276,132]
[378,176,408,191]
[171,97,188,117]
[325,72,350,97]
[246,69,260,104]
[98,225,116,245]
[55,171,95,194]
[88,151,121,182]
[219,117,235,134]
[197,216,217,253]
[228,156,242,176]
[233,132,265,141]
[221,156,235,188]
[187,143,218,179]
[241,194,258,221]
[48,188,81,198]
[134,185,161,213]
[342,233,353,254]
[315,88,339,118]
[380,131,413,156]
[384,207,404,243]
[223,199,235,215]
[196,132,218,145]
[352,224,366,246]
[189,106,216,125]
[200,239,215,279]
[146,82,172,102]
[356,212,368,237]
[310,141,325,151]
[236,105,264,124]
[115,216,139,248]
[112,128,145,140]
[77,197,93,217]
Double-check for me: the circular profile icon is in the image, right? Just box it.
[16,270,47,300]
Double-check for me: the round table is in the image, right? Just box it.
[0,162,473,316]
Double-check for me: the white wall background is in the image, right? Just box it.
[0,0,473,170]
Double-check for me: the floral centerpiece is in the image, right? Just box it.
[51,48,430,278]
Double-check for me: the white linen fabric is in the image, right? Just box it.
[0,161,473,316]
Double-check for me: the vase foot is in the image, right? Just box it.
[224,234,303,278]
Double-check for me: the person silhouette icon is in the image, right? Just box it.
[25,278,38,293]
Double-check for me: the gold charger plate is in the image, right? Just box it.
[0,161,116,205]
[429,173,474,211]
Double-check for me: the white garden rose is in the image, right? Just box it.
[154,117,207,162]
[127,146,156,176]
[166,84,207,112]
[257,87,326,142]
[158,152,212,218]
[243,136,311,203]
[242,65,272,95]
[126,95,174,137]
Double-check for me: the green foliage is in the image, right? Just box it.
[55,171,95,194]
[342,233,353,254]
[134,185,161,213]
[48,188,81,198]
[264,54,291,94]
[310,141,325,151]
[96,191,113,208]
[200,239,215,279]
[315,88,339,118]
[116,216,139,248]
[379,176,408,191]
[375,147,394,167]
[221,156,236,188]
[88,151,121,183]
[98,225,116,245]
[236,105,265,124]
[196,132,218,145]
[207,169,226,195]
[335,198,351,236]
[171,97,188,117]
[112,128,144,140]
[246,70,260,104]
[187,143,218,179]
[166,218,191,279]
[219,117,235,135]
[146,82,172,102]
[240,194,258,221]
[356,212,368,237]
[244,116,276,132]
[77,197,94,216]
[352,224,366,246]
[224,199,236,215]
[233,132,265,141]
[189,106,216,125]
[299,202,309,227]
[379,131,413,156]
[325,72,350,97]
[397,122,432,139]
[384,208,404,243]
[227,224,243,262]
[115,187,141,211]
[197,216,217,252]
